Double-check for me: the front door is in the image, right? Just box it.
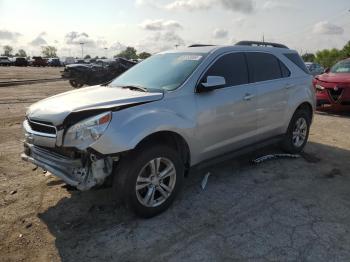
[195,52,258,162]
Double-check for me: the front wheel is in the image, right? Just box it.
[113,145,184,218]
[281,109,311,153]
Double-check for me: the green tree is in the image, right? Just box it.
[138,52,151,59]
[315,48,343,68]
[302,53,315,62]
[41,46,57,57]
[84,54,91,59]
[341,41,350,59]
[17,49,27,57]
[116,46,138,60]
[3,45,13,56]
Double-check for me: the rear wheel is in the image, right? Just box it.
[69,80,84,88]
[113,145,184,218]
[281,109,311,153]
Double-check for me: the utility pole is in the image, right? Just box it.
[79,42,85,59]
[104,47,108,58]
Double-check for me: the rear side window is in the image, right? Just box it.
[205,52,249,87]
[280,61,291,77]
[246,52,283,82]
[284,53,309,74]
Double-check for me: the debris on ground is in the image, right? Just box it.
[10,190,17,195]
[25,223,32,229]
[201,172,211,190]
[252,154,300,164]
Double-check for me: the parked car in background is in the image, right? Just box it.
[13,57,29,67]
[313,58,350,109]
[22,41,314,217]
[32,56,48,67]
[48,58,62,67]
[62,57,75,66]
[305,62,324,76]
[75,59,87,64]
[0,56,12,66]
[61,57,137,87]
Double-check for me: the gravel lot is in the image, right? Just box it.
[1,67,350,262]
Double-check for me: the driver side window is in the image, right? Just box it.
[204,52,249,89]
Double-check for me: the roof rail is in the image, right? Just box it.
[188,44,215,47]
[235,41,288,49]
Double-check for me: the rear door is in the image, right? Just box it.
[246,52,290,140]
[195,52,257,161]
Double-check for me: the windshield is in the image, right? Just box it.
[331,60,350,73]
[110,52,206,91]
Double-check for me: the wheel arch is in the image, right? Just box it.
[135,131,191,172]
[295,101,314,121]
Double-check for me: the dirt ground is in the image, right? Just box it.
[1,67,350,262]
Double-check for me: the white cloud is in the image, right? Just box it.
[139,19,183,31]
[110,42,127,52]
[29,32,48,46]
[313,21,344,35]
[64,31,97,47]
[136,31,185,53]
[262,0,293,10]
[165,0,254,13]
[0,30,22,41]
[213,28,229,39]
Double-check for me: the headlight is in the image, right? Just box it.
[315,84,325,91]
[64,111,112,147]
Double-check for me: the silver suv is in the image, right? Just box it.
[22,41,315,217]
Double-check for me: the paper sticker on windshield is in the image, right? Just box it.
[177,55,202,61]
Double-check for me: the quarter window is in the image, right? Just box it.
[246,52,284,82]
[279,61,291,78]
[204,52,249,87]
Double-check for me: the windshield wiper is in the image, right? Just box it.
[120,85,148,92]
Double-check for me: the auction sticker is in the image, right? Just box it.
[177,55,203,61]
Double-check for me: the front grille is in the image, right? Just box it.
[328,88,343,102]
[28,119,56,135]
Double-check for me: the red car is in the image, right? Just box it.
[31,56,48,67]
[313,58,350,110]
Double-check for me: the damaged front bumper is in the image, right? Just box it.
[21,142,114,191]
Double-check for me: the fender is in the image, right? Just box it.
[283,76,315,132]
[90,97,198,158]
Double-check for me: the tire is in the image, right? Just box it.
[69,80,84,88]
[280,109,311,154]
[113,145,184,218]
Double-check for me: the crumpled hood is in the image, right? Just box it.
[27,85,163,126]
[316,73,350,83]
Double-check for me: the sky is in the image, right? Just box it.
[0,0,349,58]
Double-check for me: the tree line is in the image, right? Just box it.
[1,45,151,60]
[302,41,350,68]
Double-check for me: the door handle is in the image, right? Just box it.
[285,84,295,89]
[243,93,254,101]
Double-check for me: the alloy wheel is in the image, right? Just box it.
[292,117,307,147]
[135,157,176,207]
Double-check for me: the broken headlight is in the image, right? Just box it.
[64,111,112,147]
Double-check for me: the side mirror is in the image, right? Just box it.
[198,76,226,92]
[324,67,330,73]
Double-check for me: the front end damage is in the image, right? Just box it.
[21,117,115,191]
